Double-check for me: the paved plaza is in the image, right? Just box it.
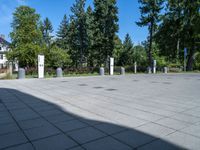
[0,74,200,150]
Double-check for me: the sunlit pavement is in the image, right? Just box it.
[0,73,200,150]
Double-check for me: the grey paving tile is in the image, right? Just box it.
[136,122,175,138]
[68,146,85,150]
[0,131,28,149]
[165,131,200,150]
[4,143,34,150]
[113,129,155,148]
[68,127,106,144]
[83,137,132,150]
[39,109,64,117]
[45,113,75,124]
[181,125,200,138]
[170,113,200,124]
[94,123,126,135]
[138,139,183,150]
[24,124,61,141]
[18,118,51,130]
[55,120,88,133]
[155,118,190,130]
[32,134,77,150]
[10,108,39,121]
[0,123,20,135]
[0,116,15,125]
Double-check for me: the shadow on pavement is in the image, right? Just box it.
[0,88,183,150]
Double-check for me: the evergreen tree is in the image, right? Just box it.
[69,0,88,67]
[86,6,95,67]
[113,35,123,65]
[118,34,134,66]
[8,6,43,67]
[93,0,119,66]
[137,0,164,68]
[56,14,70,51]
[155,0,200,70]
[40,17,53,47]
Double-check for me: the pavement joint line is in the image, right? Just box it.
[7,88,86,150]
[0,141,31,150]
[1,89,36,150]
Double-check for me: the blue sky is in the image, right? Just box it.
[0,0,148,44]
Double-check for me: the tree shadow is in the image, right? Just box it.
[0,88,184,150]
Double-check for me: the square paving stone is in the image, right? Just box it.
[94,123,126,135]
[69,146,85,150]
[112,129,156,148]
[164,131,200,150]
[55,120,88,133]
[83,137,132,150]
[170,113,200,124]
[24,124,61,141]
[0,116,14,125]
[138,139,183,150]
[10,109,39,121]
[39,109,64,117]
[155,118,190,130]
[0,123,20,135]
[45,113,75,124]
[181,125,200,138]
[18,118,51,130]
[68,127,106,144]
[0,131,28,149]
[32,134,77,150]
[136,122,175,138]
[4,143,34,150]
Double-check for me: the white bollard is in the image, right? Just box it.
[38,55,45,78]
[110,57,114,75]
[134,62,137,74]
[153,60,156,74]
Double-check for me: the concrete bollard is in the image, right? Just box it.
[153,60,156,74]
[8,62,13,77]
[164,67,168,74]
[56,68,63,77]
[18,68,25,79]
[99,67,104,76]
[147,67,152,74]
[120,67,125,75]
[134,62,137,74]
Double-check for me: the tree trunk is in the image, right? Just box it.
[148,21,153,68]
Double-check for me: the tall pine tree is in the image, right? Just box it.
[56,14,70,51]
[137,0,164,68]
[40,17,53,47]
[69,0,88,67]
[93,0,119,66]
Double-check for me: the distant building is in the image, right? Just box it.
[0,35,10,68]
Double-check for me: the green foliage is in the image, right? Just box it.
[133,45,147,66]
[137,0,164,67]
[40,17,53,46]
[56,14,70,51]
[8,6,43,67]
[86,6,96,67]
[93,0,119,66]
[155,0,200,70]
[113,35,123,65]
[118,33,134,66]
[45,45,71,68]
[68,0,88,67]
